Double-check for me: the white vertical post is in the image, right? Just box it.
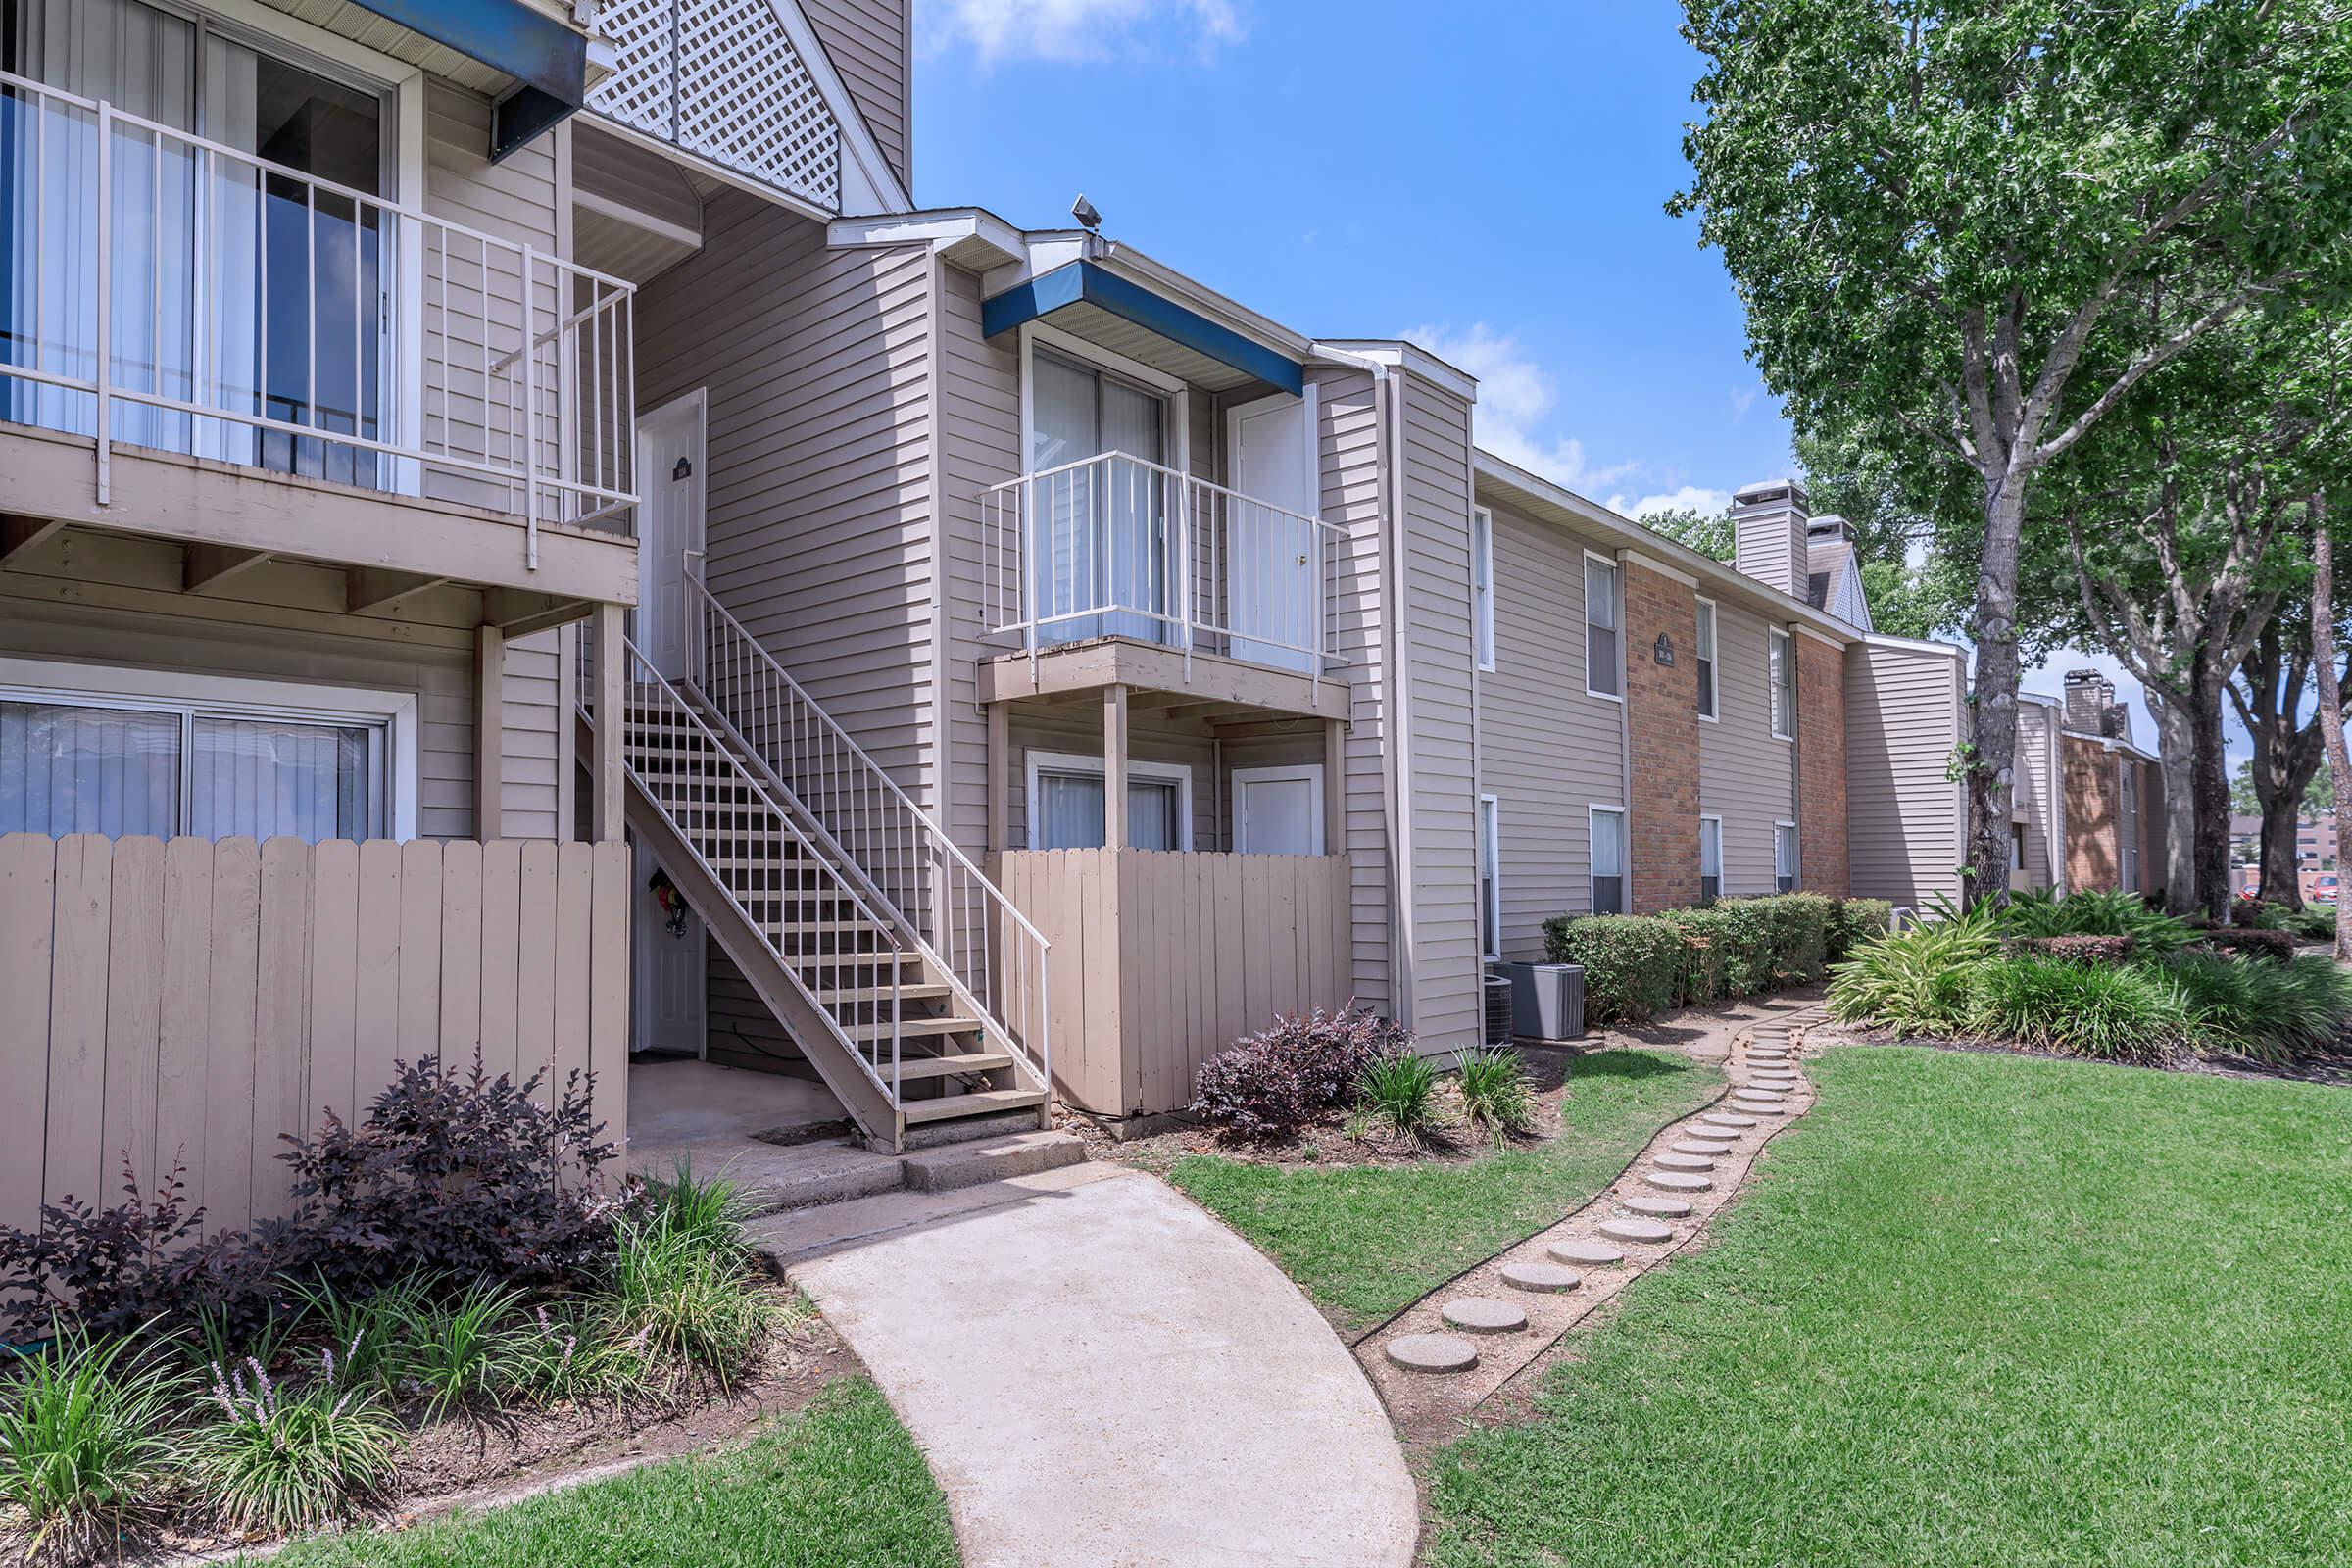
[522,241,540,570]
[1103,682,1129,851]
[94,103,112,504]
[593,603,625,843]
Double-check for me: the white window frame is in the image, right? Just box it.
[0,656,419,840]
[1583,550,1624,703]
[1774,819,1799,892]
[1231,762,1325,856]
[1768,627,1795,742]
[1693,596,1719,722]
[1699,812,1723,903]
[1478,793,1501,959]
[1590,803,1628,915]
[1471,507,1496,672]
[1023,749,1194,850]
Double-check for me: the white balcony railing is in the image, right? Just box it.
[0,71,637,563]
[980,450,1343,682]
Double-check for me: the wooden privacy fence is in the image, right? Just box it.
[995,849,1354,1118]
[0,834,629,1240]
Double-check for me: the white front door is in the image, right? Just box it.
[1225,388,1321,671]
[631,836,708,1056]
[1234,763,1324,855]
[635,392,708,680]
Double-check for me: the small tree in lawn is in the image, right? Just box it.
[1672,0,2352,906]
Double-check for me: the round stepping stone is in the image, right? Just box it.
[1387,1333,1479,1373]
[1623,1193,1693,1217]
[1748,1051,1790,1061]
[1751,1070,1798,1083]
[1654,1151,1715,1172]
[1643,1169,1712,1193]
[1500,1260,1582,1294]
[1749,1077,1798,1090]
[1599,1216,1674,1244]
[1732,1098,1791,1116]
[1548,1238,1624,1266]
[1738,1084,1788,1099]
[1442,1296,1528,1334]
[1702,1112,1759,1129]
[1673,1139,1735,1156]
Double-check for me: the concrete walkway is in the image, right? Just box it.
[781,1165,1418,1568]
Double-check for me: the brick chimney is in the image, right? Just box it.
[1732,478,1809,598]
[2063,669,2119,735]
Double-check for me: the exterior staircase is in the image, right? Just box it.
[580,626,1051,1152]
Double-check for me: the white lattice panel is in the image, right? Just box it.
[586,0,841,212]
[586,0,677,140]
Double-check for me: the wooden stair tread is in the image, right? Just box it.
[887,1051,1013,1082]
[812,982,953,1004]
[901,1087,1047,1124]
[852,1015,982,1041]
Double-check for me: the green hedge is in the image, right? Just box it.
[1545,893,1887,1026]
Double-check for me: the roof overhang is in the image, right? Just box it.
[1473,449,1860,644]
[348,0,588,162]
[981,259,1304,397]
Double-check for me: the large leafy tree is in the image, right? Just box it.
[1673,0,2352,906]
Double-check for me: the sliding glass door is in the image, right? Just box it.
[1028,348,1172,646]
[0,0,389,484]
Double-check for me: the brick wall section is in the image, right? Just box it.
[2063,734,2120,890]
[1794,631,1849,896]
[1624,562,1700,912]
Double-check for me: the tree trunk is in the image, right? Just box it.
[2147,689,2199,914]
[2188,660,2233,923]
[2257,802,2302,906]
[1965,479,2027,909]
[2313,506,2352,960]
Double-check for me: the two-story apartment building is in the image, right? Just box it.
[4,0,2059,1199]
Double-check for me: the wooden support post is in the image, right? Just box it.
[1103,683,1129,851]
[1324,717,1347,856]
[987,702,1010,853]
[592,603,625,843]
[474,624,505,839]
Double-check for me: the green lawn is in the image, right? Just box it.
[1424,1047,2352,1567]
[266,1379,958,1568]
[1169,1048,1720,1331]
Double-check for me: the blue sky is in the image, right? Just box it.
[910,0,2170,752]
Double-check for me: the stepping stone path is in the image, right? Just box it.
[1442,1297,1527,1334]
[1500,1260,1581,1293]
[1361,1004,1829,1431]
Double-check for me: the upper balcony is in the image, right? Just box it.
[0,71,639,618]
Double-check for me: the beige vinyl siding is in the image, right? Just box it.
[1398,375,1481,1050]
[1698,601,1796,896]
[1844,640,1966,906]
[1003,713,1216,851]
[0,594,478,839]
[2014,704,2060,888]
[632,198,936,795]
[799,0,910,190]
[938,262,1021,857]
[1473,500,1626,956]
[1316,368,1393,1010]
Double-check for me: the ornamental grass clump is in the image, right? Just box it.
[0,1329,188,1564]
[1356,1049,1443,1142]
[1826,900,2000,1035]
[1963,956,2192,1064]
[597,1165,776,1389]
[1454,1046,1536,1144]
[193,1352,398,1538]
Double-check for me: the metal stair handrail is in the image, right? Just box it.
[681,578,1052,1100]
[587,632,910,1102]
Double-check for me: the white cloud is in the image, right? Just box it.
[1729,385,1759,418]
[1609,485,1735,519]
[920,0,1244,64]
[1400,322,1642,494]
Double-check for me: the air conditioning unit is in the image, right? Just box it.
[1482,973,1516,1047]
[1500,962,1585,1042]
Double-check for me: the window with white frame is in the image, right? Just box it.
[1699,814,1722,903]
[1591,805,1627,914]
[1478,794,1500,958]
[1768,628,1795,740]
[1585,555,1622,700]
[1774,821,1798,892]
[1694,599,1718,720]
[0,662,409,842]
[1471,508,1496,672]
[1025,751,1191,851]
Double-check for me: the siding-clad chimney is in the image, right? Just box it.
[2063,668,2122,736]
[1732,478,1809,598]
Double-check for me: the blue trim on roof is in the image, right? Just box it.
[981,261,1303,397]
[350,1,585,158]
